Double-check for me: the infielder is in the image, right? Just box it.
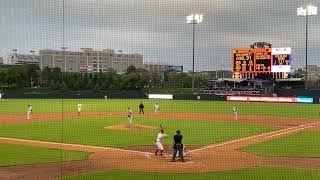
[154,102,160,114]
[155,129,167,156]
[128,107,133,126]
[233,105,238,120]
[27,105,32,120]
[77,103,83,116]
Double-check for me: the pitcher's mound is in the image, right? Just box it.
[105,124,158,131]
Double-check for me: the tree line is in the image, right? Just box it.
[0,65,210,90]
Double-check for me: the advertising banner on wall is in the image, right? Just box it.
[148,94,173,100]
[296,97,313,103]
[227,96,314,104]
[166,66,183,72]
[227,96,296,103]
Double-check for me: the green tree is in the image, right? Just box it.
[126,65,136,74]
[54,81,62,90]
[61,81,67,90]
[52,67,62,82]
[86,79,93,89]
[5,68,26,87]
[23,64,39,87]
[195,75,210,88]
[292,68,304,78]
[40,66,52,87]
[0,70,6,87]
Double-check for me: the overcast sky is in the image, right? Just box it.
[0,0,319,71]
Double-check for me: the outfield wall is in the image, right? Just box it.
[275,89,320,99]
[0,90,146,99]
[1,89,319,104]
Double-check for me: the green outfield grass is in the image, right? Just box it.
[0,99,319,119]
[62,166,320,180]
[0,143,90,167]
[241,131,320,157]
[0,117,275,147]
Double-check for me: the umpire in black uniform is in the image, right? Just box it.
[139,102,144,114]
[171,130,185,162]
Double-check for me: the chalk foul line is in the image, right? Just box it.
[188,122,319,153]
[0,137,154,155]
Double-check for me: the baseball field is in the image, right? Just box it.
[0,99,319,179]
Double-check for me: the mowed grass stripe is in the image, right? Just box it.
[241,131,320,157]
[62,166,320,180]
[0,143,91,167]
[0,117,275,148]
[0,99,319,119]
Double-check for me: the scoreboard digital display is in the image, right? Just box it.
[232,49,254,73]
[273,54,290,65]
[232,48,272,73]
[254,49,272,72]
[232,47,292,75]
[232,47,293,78]
[271,47,292,73]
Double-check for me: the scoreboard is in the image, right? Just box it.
[273,54,290,65]
[232,47,291,75]
[254,48,272,72]
[232,49,254,72]
[271,47,291,73]
[232,48,272,73]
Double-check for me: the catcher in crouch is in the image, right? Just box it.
[155,128,167,156]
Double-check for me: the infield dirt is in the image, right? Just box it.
[105,124,158,131]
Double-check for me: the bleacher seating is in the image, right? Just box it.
[195,87,263,96]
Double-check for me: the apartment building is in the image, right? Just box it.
[5,53,39,65]
[39,48,143,73]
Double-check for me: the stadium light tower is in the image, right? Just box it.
[186,13,203,92]
[297,5,318,89]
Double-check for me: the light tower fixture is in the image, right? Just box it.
[186,13,203,92]
[297,5,318,89]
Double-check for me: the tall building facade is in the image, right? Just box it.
[5,53,39,65]
[305,65,320,79]
[39,48,143,73]
[144,63,169,81]
[144,63,169,75]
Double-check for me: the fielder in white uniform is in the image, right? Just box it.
[128,108,133,126]
[155,129,167,156]
[154,103,160,114]
[27,105,32,120]
[233,105,238,120]
[77,103,82,116]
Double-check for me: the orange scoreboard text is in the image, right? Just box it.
[232,48,272,73]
